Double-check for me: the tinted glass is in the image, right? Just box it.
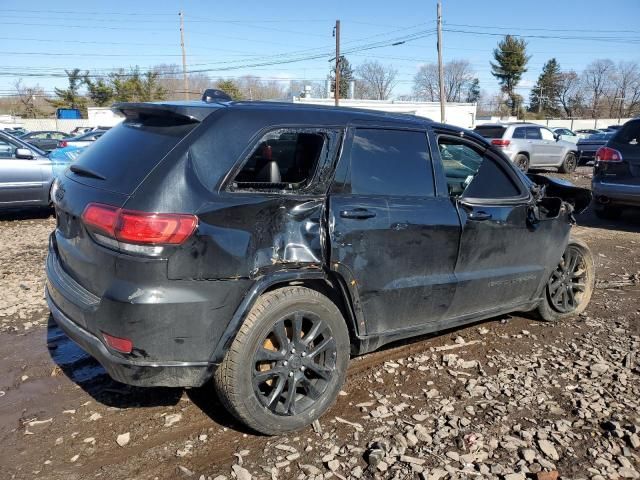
[438,137,520,198]
[68,118,197,195]
[525,127,542,140]
[614,121,640,147]
[0,139,15,159]
[350,129,433,197]
[512,127,526,139]
[473,126,506,139]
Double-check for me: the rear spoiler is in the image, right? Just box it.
[527,173,592,214]
[112,102,215,123]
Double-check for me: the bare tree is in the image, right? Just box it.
[13,80,46,118]
[558,70,581,118]
[153,64,212,100]
[610,61,640,118]
[236,76,286,100]
[355,60,398,100]
[581,59,615,118]
[413,60,475,102]
[413,63,440,101]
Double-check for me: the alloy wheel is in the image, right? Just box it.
[547,245,588,313]
[252,312,337,416]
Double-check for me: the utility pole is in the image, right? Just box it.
[436,1,446,122]
[179,11,189,101]
[334,20,341,106]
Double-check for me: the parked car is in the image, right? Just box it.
[0,131,54,208]
[46,94,595,435]
[575,129,601,138]
[49,145,88,178]
[576,132,615,165]
[2,127,30,137]
[592,118,640,219]
[606,125,622,131]
[57,130,106,149]
[551,127,579,143]
[473,123,578,172]
[20,130,71,152]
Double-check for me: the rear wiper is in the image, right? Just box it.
[69,164,106,180]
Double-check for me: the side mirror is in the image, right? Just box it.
[553,133,560,141]
[15,148,34,159]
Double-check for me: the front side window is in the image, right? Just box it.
[438,136,521,199]
[231,129,326,191]
[540,128,555,141]
[0,139,15,159]
[349,128,434,197]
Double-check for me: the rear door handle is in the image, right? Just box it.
[340,208,376,219]
[468,211,492,221]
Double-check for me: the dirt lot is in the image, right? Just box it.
[1,167,639,480]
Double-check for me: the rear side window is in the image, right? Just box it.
[473,126,506,139]
[512,127,526,139]
[525,127,542,139]
[349,129,434,197]
[231,129,326,191]
[68,117,197,195]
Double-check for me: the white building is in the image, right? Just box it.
[292,97,477,129]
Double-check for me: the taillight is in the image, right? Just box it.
[82,203,197,248]
[58,140,68,148]
[491,139,511,147]
[595,146,622,162]
[102,332,133,354]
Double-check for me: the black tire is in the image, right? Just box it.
[559,152,577,173]
[537,238,595,322]
[593,203,622,220]
[214,286,350,435]
[514,153,530,172]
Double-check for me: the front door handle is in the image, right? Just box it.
[468,211,492,221]
[340,208,376,220]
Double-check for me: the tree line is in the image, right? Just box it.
[4,34,640,120]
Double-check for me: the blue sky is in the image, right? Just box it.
[1,0,639,100]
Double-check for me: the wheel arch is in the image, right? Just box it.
[210,269,362,363]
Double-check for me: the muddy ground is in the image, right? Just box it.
[0,167,638,480]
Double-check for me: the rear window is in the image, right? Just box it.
[614,121,640,146]
[473,126,506,139]
[67,117,197,195]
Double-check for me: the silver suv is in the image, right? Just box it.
[474,123,578,173]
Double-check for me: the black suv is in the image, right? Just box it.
[592,118,640,219]
[46,92,595,434]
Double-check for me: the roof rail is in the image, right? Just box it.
[202,89,233,103]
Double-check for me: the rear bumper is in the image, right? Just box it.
[45,235,251,387]
[46,290,214,387]
[592,179,640,207]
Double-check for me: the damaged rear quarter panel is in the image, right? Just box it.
[167,194,326,280]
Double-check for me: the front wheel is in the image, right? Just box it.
[214,287,350,435]
[537,238,595,321]
[559,152,577,173]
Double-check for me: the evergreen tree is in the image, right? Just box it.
[84,77,114,107]
[491,35,530,115]
[529,58,562,116]
[330,56,354,99]
[466,78,481,103]
[46,69,88,116]
[215,79,243,100]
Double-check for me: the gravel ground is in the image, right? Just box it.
[0,167,638,480]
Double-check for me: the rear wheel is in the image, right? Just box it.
[537,239,595,322]
[214,286,350,435]
[514,153,530,172]
[559,152,577,173]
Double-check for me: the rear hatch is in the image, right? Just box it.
[473,125,507,139]
[52,105,203,296]
[596,120,640,184]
